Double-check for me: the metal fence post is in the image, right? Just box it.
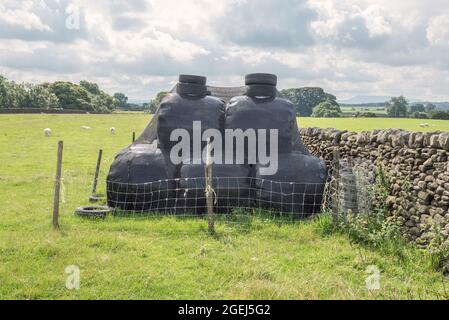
[204,138,215,235]
[331,149,340,222]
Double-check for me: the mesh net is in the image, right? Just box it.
[106,177,326,217]
[323,157,379,216]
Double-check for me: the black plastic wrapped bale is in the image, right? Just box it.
[255,152,327,216]
[107,143,177,212]
[177,161,253,214]
[106,73,324,216]
[225,74,298,159]
[157,75,225,154]
[226,96,296,156]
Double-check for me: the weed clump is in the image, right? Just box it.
[315,164,449,274]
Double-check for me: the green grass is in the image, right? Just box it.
[340,106,387,115]
[0,114,448,300]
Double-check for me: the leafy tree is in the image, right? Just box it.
[0,76,8,108]
[425,103,437,113]
[0,77,28,108]
[1,75,117,112]
[113,92,129,108]
[430,110,449,120]
[0,78,17,109]
[142,102,151,112]
[26,84,60,109]
[49,81,91,110]
[356,111,377,118]
[280,87,338,116]
[79,80,100,95]
[148,91,169,113]
[49,81,117,112]
[14,83,29,108]
[385,96,408,118]
[411,111,428,119]
[312,100,342,118]
[409,103,425,114]
[91,92,116,113]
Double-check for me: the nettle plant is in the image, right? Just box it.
[428,225,449,274]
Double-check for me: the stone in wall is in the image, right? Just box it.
[300,127,449,246]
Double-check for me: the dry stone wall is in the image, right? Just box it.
[300,127,449,246]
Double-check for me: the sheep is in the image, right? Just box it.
[81,125,91,130]
[110,127,116,135]
[419,123,430,128]
[44,128,52,137]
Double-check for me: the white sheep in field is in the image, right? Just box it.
[419,123,430,128]
[44,128,52,137]
[81,125,91,130]
[110,127,116,135]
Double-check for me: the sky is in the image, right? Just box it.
[1,0,449,102]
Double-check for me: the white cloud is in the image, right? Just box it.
[361,6,392,37]
[0,2,51,31]
[427,14,449,47]
[310,2,393,47]
[1,0,449,101]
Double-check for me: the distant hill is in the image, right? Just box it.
[340,102,385,108]
[414,102,449,110]
[338,95,427,104]
[127,99,148,105]
[338,95,391,104]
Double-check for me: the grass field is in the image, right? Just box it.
[299,117,449,132]
[1,114,449,299]
[340,106,387,115]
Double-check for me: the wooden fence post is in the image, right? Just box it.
[132,131,136,143]
[91,149,103,195]
[204,138,215,235]
[53,141,63,229]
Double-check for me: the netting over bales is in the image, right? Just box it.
[108,78,326,217]
[107,177,326,217]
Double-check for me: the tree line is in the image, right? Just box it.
[2,73,446,119]
[143,87,343,117]
[1,74,340,115]
[279,91,448,119]
[383,96,448,119]
[113,91,169,113]
[0,74,173,114]
[279,87,340,117]
[0,75,120,112]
